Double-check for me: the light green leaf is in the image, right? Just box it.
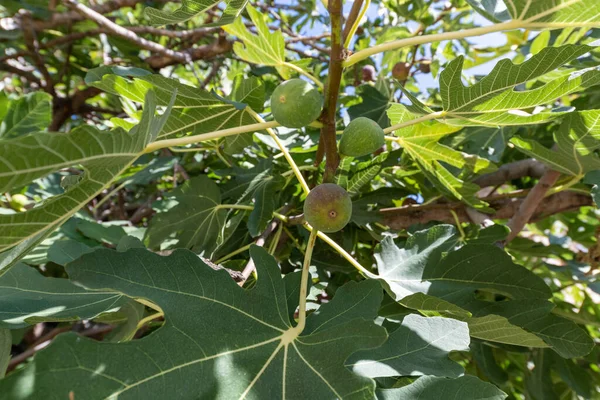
[439,45,600,127]
[511,110,600,176]
[508,0,600,25]
[231,75,265,113]
[347,314,469,378]
[347,153,389,196]
[0,263,125,329]
[0,92,52,139]
[387,104,494,208]
[145,175,227,256]
[334,156,353,189]
[89,72,257,140]
[0,329,9,378]
[223,5,293,79]
[145,0,247,27]
[0,247,387,398]
[377,375,507,400]
[0,90,173,275]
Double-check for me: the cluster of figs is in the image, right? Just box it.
[270,79,385,233]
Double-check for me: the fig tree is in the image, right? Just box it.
[270,79,323,128]
[339,117,385,157]
[303,183,352,233]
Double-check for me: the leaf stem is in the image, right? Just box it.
[342,0,369,49]
[383,111,445,135]
[295,228,318,332]
[143,121,280,154]
[246,108,311,195]
[344,20,523,67]
[215,243,253,264]
[283,62,324,89]
[303,223,371,276]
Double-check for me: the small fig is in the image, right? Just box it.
[304,183,352,233]
[9,194,29,211]
[418,62,431,74]
[362,65,377,82]
[392,62,411,81]
[270,79,323,128]
[339,117,385,158]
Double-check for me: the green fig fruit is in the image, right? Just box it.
[303,183,352,233]
[9,194,29,211]
[271,79,323,128]
[339,117,385,157]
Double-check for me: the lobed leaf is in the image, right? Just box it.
[0,263,125,329]
[347,314,470,378]
[0,246,387,399]
[0,91,173,275]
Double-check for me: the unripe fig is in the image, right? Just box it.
[9,194,29,211]
[339,117,385,157]
[270,79,323,128]
[304,183,352,233]
[392,62,411,81]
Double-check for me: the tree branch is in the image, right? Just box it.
[504,169,562,243]
[380,191,591,230]
[64,0,191,64]
[145,34,232,69]
[319,0,343,182]
[1,0,170,31]
[20,11,55,96]
[342,0,365,44]
[474,159,546,187]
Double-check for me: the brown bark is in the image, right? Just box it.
[381,191,592,230]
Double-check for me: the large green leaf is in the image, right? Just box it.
[89,71,257,141]
[439,45,599,126]
[0,247,386,398]
[511,110,600,176]
[367,227,591,355]
[387,104,494,208]
[223,5,293,79]
[0,92,52,139]
[346,314,469,378]
[377,375,507,400]
[145,175,227,256]
[0,263,125,329]
[0,91,173,275]
[145,0,247,26]
[463,299,594,358]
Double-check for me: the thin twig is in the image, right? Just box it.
[63,0,191,64]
